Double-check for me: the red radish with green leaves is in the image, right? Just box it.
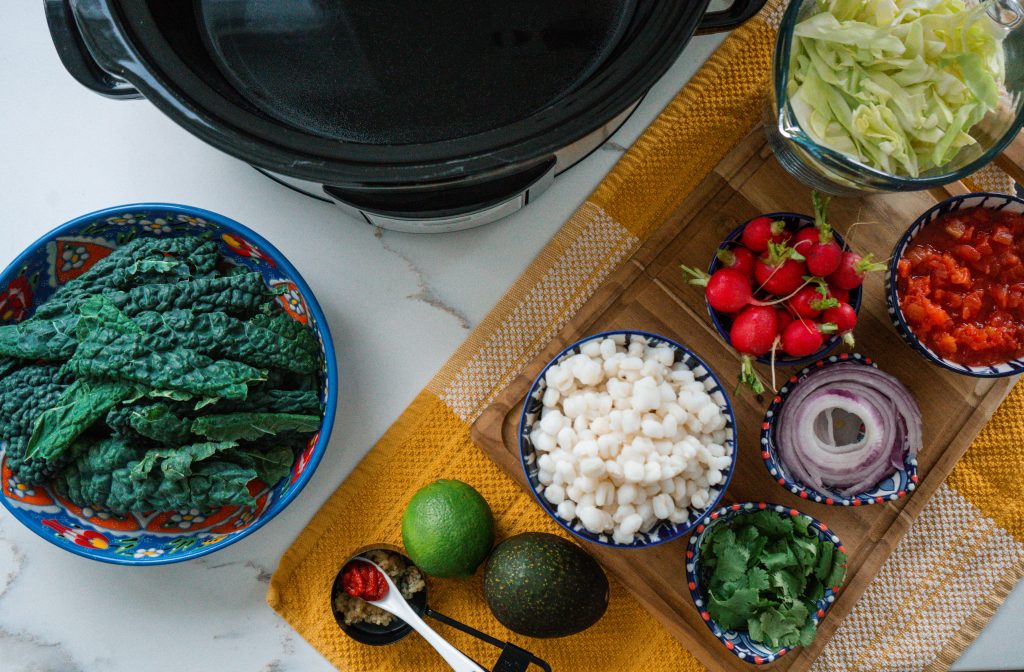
[682,193,870,394]
[827,284,850,305]
[824,302,857,346]
[781,320,837,358]
[754,241,807,295]
[681,266,756,313]
[788,285,838,319]
[741,217,789,253]
[829,251,886,290]
[792,226,820,254]
[729,306,777,394]
[803,193,844,277]
[715,246,755,279]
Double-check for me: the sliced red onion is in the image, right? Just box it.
[776,363,922,496]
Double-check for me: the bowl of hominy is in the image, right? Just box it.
[519,330,737,549]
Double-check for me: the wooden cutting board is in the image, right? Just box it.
[471,128,1022,671]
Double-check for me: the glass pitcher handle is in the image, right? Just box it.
[988,0,1024,29]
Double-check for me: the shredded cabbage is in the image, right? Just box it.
[787,0,1007,176]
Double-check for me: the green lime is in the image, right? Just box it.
[401,479,495,578]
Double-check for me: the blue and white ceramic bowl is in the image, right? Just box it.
[760,353,917,506]
[518,330,737,549]
[886,192,1024,377]
[0,204,337,565]
[706,213,863,367]
[685,502,845,665]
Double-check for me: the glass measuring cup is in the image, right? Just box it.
[766,0,1024,195]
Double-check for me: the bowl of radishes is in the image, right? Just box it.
[683,194,878,393]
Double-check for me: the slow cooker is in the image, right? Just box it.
[46,0,765,232]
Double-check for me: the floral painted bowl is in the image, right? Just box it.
[519,330,737,549]
[706,213,863,367]
[685,502,846,665]
[0,204,337,565]
[886,192,1024,377]
[760,353,918,506]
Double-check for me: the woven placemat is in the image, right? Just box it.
[268,4,1024,670]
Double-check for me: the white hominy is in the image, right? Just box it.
[530,337,733,544]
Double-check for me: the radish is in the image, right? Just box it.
[804,192,844,277]
[681,266,756,313]
[754,241,807,295]
[776,308,794,335]
[788,285,838,319]
[828,251,886,290]
[730,306,777,394]
[741,217,789,253]
[827,284,850,305]
[715,246,756,280]
[823,302,857,347]
[792,226,820,254]
[781,320,837,357]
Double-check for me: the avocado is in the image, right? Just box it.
[483,532,609,638]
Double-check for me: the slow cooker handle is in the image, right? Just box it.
[44,0,141,99]
[696,0,769,34]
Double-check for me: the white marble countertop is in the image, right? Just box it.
[1,5,1021,671]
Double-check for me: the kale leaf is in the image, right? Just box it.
[24,379,137,469]
[0,234,322,513]
[191,412,321,442]
[66,306,267,400]
[55,437,258,513]
[130,309,318,374]
[0,365,71,482]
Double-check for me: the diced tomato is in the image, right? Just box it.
[944,218,967,239]
[993,226,1014,246]
[955,245,981,263]
[897,206,1024,366]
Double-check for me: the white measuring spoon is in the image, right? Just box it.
[361,560,487,672]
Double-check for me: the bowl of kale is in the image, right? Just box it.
[0,204,336,564]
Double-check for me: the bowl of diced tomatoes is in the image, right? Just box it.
[684,194,869,392]
[887,192,1024,377]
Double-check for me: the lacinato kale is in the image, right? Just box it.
[0,316,79,361]
[24,379,137,468]
[191,412,322,442]
[31,237,214,322]
[106,402,320,445]
[0,365,71,482]
[0,237,224,362]
[0,357,19,379]
[106,402,194,445]
[130,309,319,374]
[107,272,271,317]
[66,312,268,400]
[0,234,323,512]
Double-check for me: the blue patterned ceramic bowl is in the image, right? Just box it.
[760,353,917,506]
[685,502,845,665]
[886,192,1024,377]
[706,213,863,368]
[518,330,737,549]
[0,204,337,565]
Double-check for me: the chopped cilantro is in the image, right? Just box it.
[698,511,847,650]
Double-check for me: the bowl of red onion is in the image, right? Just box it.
[760,353,922,506]
[684,194,874,393]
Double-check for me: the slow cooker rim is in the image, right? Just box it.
[88,0,708,186]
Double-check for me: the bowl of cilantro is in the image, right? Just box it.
[0,204,336,564]
[685,502,847,665]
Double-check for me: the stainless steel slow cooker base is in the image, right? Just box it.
[259,102,639,233]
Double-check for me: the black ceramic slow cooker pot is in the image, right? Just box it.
[46,0,765,232]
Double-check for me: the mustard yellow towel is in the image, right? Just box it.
[269,4,1024,670]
